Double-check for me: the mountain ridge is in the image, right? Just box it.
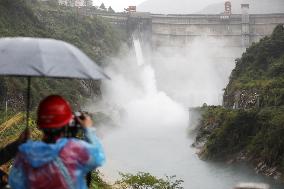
[199,0,284,14]
[137,0,284,14]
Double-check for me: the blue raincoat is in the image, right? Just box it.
[9,127,105,189]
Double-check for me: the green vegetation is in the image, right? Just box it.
[89,171,184,189]
[116,172,184,189]
[1,0,121,62]
[88,171,185,189]
[0,0,125,186]
[197,106,284,167]
[224,25,284,108]
[0,0,124,111]
[99,3,107,11]
[196,25,284,179]
[90,171,113,189]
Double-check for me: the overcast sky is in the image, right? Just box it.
[94,0,225,12]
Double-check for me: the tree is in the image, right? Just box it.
[99,3,106,10]
[47,0,59,7]
[108,6,115,13]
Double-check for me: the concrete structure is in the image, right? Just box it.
[241,4,250,48]
[90,4,284,50]
[225,1,232,15]
[150,14,283,49]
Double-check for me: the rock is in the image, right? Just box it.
[257,162,263,167]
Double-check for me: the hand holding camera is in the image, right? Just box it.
[75,113,93,128]
[67,112,94,138]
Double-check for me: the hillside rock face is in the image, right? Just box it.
[223,25,284,109]
[223,89,260,109]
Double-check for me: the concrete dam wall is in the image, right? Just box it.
[151,13,284,48]
[92,11,284,50]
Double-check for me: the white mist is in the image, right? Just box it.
[152,37,238,107]
[101,38,189,130]
[90,37,282,189]
[97,37,234,178]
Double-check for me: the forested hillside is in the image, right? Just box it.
[195,25,284,180]
[0,0,123,159]
[224,25,284,108]
[0,1,125,187]
[0,0,122,111]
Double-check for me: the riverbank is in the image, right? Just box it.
[192,24,284,183]
[195,141,284,182]
[192,106,284,182]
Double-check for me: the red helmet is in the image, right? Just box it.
[37,95,73,129]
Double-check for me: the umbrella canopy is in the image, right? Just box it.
[0,37,109,79]
[0,37,110,128]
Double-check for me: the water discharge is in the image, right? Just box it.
[133,37,145,67]
[92,38,284,188]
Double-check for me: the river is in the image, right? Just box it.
[100,119,284,189]
[95,38,284,188]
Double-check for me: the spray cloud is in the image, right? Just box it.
[90,34,242,181]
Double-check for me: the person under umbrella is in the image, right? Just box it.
[8,95,105,189]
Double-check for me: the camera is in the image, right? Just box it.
[66,111,88,138]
